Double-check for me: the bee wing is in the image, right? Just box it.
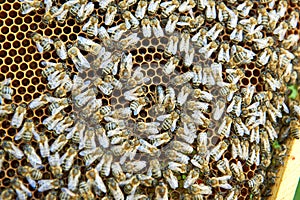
[133,104,144,116]
[26,175,37,189]
[157,114,170,121]
[98,131,110,148]
[82,20,91,31]
[20,182,32,196]
[14,126,25,141]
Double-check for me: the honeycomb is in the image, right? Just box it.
[0,0,299,199]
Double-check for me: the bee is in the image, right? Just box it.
[155,182,168,200]
[150,17,164,38]
[52,38,67,61]
[178,0,196,13]
[48,152,63,178]
[97,0,114,11]
[164,14,179,35]
[230,135,242,160]
[227,10,238,30]
[255,48,272,67]
[209,175,232,189]
[94,77,113,96]
[35,133,49,159]
[41,61,66,79]
[96,152,113,177]
[135,0,147,19]
[0,188,15,200]
[217,158,232,176]
[273,21,289,42]
[111,162,126,182]
[54,114,74,135]
[148,132,171,147]
[17,166,42,189]
[184,168,200,188]
[248,173,264,189]
[197,0,207,10]
[253,37,274,51]
[227,95,242,116]
[212,99,226,120]
[217,43,230,63]
[82,147,103,167]
[124,160,147,174]
[77,36,102,55]
[76,2,94,23]
[74,88,97,108]
[183,48,195,67]
[127,68,150,89]
[31,33,53,53]
[164,35,179,58]
[168,161,187,173]
[148,0,161,15]
[172,71,194,86]
[163,56,180,75]
[204,0,216,21]
[217,116,232,138]
[10,103,26,128]
[11,177,32,199]
[38,179,62,192]
[210,140,229,161]
[140,18,152,38]
[0,78,14,103]
[23,144,42,169]
[20,0,42,15]
[78,182,94,200]
[237,0,253,18]
[107,178,124,200]
[60,147,77,171]
[138,138,160,156]
[82,15,99,37]
[191,154,210,175]
[166,149,190,164]
[253,91,273,103]
[192,28,208,48]
[206,23,223,41]
[86,168,107,193]
[137,122,160,134]
[196,131,207,155]
[79,127,96,150]
[199,41,218,59]
[257,8,269,27]
[288,10,299,29]
[186,100,209,112]
[190,184,212,196]
[50,134,68,153]
[68,46,91,72]
[178,29,190,54]
[277,0,288,18]
[15,119,39,142]
[147,159,162,179]
[60,188,80,200]
[123,11,139,30]
[119,175,140,195]
[97,26,112,47]
[230,161,245,182]
[176,85,192,108]
[290,120,300,139]
[160,0,180,18]
[43,111,66,131]
[217,2,230,22]
[163,169,178,189]
[219,82,239,101]
[229,24,243,43]
[283,34,299,49]
[103,5,117,26]
[157,110,180,132]
[69,2,81,17]
[130,96,150,116]
[246,144,260,166]
[0,103,15,119]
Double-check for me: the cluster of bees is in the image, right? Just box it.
[0,0,300,199]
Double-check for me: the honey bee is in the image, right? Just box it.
[205,0,216,21]
[78,181,94,200]
[217,158,232,176]
[190,184,212,196]
[35,133,49,159]
[253,37,274,51]
[199,41,218,59]
[168,161,187,173]
[82,146,103,167]
[163,169,178,189]
[290,120,300,139]
[74,87,97,107]
[172,71,194,86]
[139,18,152,38]
[124,160,147,174]
[107,23,128,41]
[82,15,99,38]
[23,144,42,169]
[60,188,80,200]
[97,0,114,11]
[230,161,245,182]
[248,173,264,189]
[210,140,229,161]
[0,188,15,200]
[119,52,133,79]
[160,0,180,18]
[77,36,102,55]
[288,10,299,29]
[111,162,126,182]
[137,121,160,134]
[148,0,161,15]
[130,96,150,116]
[230,135,242,160]
[14,119,38,142]
[179,0,196,13]
[11,103,26,128]
[164,14,179,35]
[104,5,117,26]
[48,152,63,178]
[135,0,147,19]
[50,134,68,153]
[123,11,140,30]
[274,21,289,41]
[138,138,160,156]
[107,178,124,200]
[246,144,260,166]
[237,0,253,18]
[157,110,180,132]
[96,152,113,177]
[212,99,226,120]
[75,2,94,23]
[166,149,190,164]
[0,78,14,103]
[41,61,66,79]
[163,56,180,75]
[283,34,299,49]
[227,10,239,30]
[11,177,32,199]
[54,114,74,135]
[151,17,164,38]
[147,159,162,179]
[155,182,168,200]
[184,168,200,188]
[183,48,195,67]
[218,82,239,101]
[111,139,137,164]
[207,23,223,41]
[126,68,150,89]
[148,132,171,147]
[209,175,232,190]
[191,154,210,175]
[192,28,208,48]
[196,131,207,155]
[250,126,260,144]
[68,46,91,72]
[94,77,113,96]
[86,168,107,193]
[20,0,42,15]
[97,26,112,47]
[52,38,67,61]
[38,179,62,192]
[60,147,77,171]
[217,116,232,138]
[164,35,179,58]
[18,166,42,189]
[227,95,242,116]
[217,2,230,22]
[217,43,230,63]
[119,175,140,195]
[193,89,213,102]
[43,111,65,131]
[31,32,53,53]
[187,100,209,112]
